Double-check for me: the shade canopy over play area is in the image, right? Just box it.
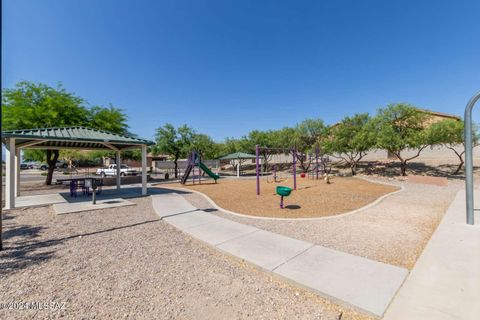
[218,152,257,161]
[1,126,155,209]
[218,152,256,177]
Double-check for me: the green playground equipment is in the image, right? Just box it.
[276,186,292,209]
[181,150,220,185]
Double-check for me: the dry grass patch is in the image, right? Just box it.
[163,177,399,218]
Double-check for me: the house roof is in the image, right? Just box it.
[419,109,461,121]
[2,126,155,151]
[218,152,257,160]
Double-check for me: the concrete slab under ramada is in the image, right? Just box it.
[384,189,480,320]
[9,185,168,210]
[14,193,67,208]
[54,198,136,215]
[151,193,408,317]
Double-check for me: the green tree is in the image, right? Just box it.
[89,104,129,135]
[217,137,252,157]
[2,81,130,184]
[153,124,194,178]
[191,133,219,159]
[294,119,327,171]
[275,127,296,149]
[22,150,45,162]
[323,113,375,175]
[429,119,479,174]
[248,130,280,171]
[373,103,432,176]
[2,81,87,184]
[219,138,239,155]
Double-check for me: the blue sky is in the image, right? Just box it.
[3,0,480,141]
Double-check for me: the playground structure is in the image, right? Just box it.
[255,144,331,196]
[305,146,332,179]
[255,145,297,196]
[181,150,220,185]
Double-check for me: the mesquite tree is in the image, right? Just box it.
[429,119,479,174]
[293,119,327,172]
[153,124,194,178]
[323,113,375,175]
[373,103,432,176]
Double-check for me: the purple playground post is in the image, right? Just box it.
[256,144,260,195]
[280,196,284,209]
[315,145,319,180]
[292,148,297,190]
[273,164,277,182]
[191,153,195,185]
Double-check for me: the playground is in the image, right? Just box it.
[167,177,399,218]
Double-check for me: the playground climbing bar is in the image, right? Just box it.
[255,144,297,196]
[464,91,480,225]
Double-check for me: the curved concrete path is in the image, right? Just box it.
[152,193,408,318]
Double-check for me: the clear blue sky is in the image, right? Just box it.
[3,0,480,141]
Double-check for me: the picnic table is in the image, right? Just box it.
[56,177,104,198]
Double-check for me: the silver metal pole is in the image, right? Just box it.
[464,91,480,225]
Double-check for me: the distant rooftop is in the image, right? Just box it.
[419,109,461,121]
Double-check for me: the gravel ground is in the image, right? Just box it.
[166,178,398,218]
[174,176,463,269]
[1,197,370,320]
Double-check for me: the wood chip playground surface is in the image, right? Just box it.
[167,177,399,218]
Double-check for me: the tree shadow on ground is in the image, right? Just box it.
[0,220,54,276]
[0,215,161,277]
[332,160,480,181]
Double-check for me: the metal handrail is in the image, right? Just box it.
[464,91,480,225]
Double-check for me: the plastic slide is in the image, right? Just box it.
[198,162,220,181]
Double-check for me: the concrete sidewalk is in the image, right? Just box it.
[152,193,408,318]
[384,189,480,320]
[53,198,136,214]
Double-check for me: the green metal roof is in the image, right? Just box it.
[2,126,155,150]
[218,152,257,160]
